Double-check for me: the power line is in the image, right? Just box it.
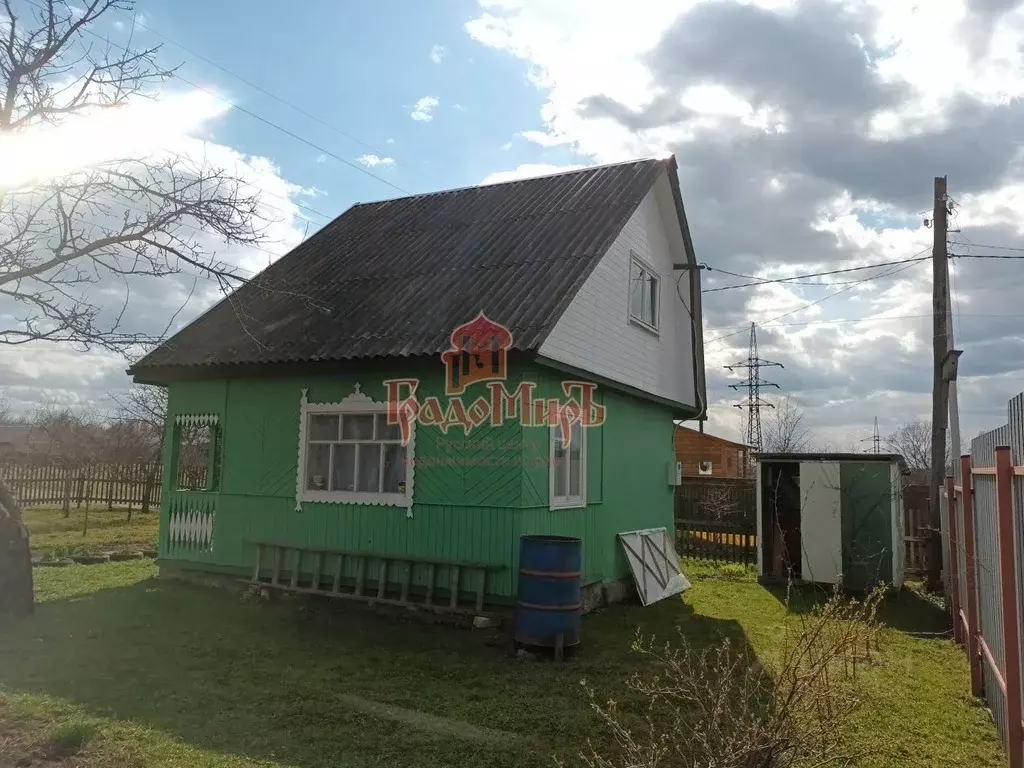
[957,242,1024,252]
[30,2,410,197]
[702,311,1024,335]
[702,255,931,293]
[113,8,394,160]
[956,252,1024,260]
[704,254,929,347]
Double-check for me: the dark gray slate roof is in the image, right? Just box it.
[130,157,693,378]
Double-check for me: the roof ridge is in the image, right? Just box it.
[351,155,669,208]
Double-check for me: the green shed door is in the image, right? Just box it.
[840,462,893,591]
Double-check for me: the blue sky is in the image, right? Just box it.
[122,0,575,216]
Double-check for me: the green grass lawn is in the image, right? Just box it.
[0,559,1005,768]
[24,505,159,560]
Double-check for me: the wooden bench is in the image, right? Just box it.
[246,541,504,616]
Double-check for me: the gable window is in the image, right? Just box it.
[550,421,586,510]
[297,387,414,507]
[629,253,660,331]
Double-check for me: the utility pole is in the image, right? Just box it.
[862,417,881,453]
[928,176,950,593]
[727,323,784,451]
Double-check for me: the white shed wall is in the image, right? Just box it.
[799,462,843,585]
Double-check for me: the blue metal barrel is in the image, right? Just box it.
[515,535,582,650]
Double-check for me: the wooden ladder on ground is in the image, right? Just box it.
[247,541,504,616]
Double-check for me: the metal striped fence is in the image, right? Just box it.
[945,392,1024,767]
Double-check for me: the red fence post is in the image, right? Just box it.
[947,474,962,645]
[996,446,1023,768]
[961,454,983,697]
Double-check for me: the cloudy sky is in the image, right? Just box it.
[3,0,1024,449]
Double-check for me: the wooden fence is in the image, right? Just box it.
[903,484,934,577]
[944,391,1024,768]
[675,477,757,565]
[0,462,164,511]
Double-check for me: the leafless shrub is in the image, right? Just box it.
[698,483,740,522]
[571,587,887,768]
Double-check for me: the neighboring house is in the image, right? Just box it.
[129,156,706,611]
[674,425,751,478]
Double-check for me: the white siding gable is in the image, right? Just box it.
[538,172,698,408]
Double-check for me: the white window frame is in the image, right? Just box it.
[628,252,661,333]
[294,385,415,509]
[549,422,587,511]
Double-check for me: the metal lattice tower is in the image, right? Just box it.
[726,323,784,451]
[862,417,882,453]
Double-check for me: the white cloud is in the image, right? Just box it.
[410,96,440,122]
[453,103,467,112]
[519,129,574,147]
[356,154,396,168]
[386,137,395,145]
[466,0,1024,446]
[501,140,513,150]
[430,44,448,64]
[315,154,327,164]
[481,163,586,184]
[0,90,229,189]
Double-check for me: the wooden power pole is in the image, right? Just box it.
[928,176,950,593]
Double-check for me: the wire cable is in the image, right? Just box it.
[113,8,394,160]
[702,255,931,293]
[23,1,410,197]
[704,253,929,347]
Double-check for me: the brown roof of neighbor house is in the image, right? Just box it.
[129,156,699,380]
[674,424,751,451]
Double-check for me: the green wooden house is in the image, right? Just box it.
[129,156,706,612]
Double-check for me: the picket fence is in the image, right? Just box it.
[0,462,166,510]
[674,477,758,565]
[944,391,1024,767]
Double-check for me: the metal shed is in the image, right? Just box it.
[756,453,910,592]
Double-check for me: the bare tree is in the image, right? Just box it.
[761,397,811,454]
[109,383,166,515]
[108,382,166,459]
[0,1,272,621]
[885,421,930,471]
[886,421,961,473]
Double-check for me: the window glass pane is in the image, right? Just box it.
[177,423,213,490]
[552,429,568,499]
[306,443,331,490]
[308,414,339,441]
[356,443,381,492]
[342,414,374,440]
[568,423,583,497]
[376,413,403,441]
[331,444,356,491]
[647,274,658,326]
[630,262,645,320]
[382,444,405,493]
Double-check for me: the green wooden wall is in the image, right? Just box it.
[515,365,675,586]
[839,462,894,592]
[159,360,676,599]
